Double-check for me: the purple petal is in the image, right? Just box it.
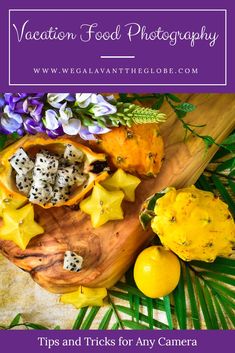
[1,116,22,133]
[46,125,64,138]
[79,127,97,141]
[23,118,45,135]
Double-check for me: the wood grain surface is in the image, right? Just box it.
[0,94,235,293]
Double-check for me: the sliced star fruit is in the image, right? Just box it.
[101,168,141,202]
[0,203,44,250]
[60,286,107,309]
[0,188,26,217]
[80,183,124,228]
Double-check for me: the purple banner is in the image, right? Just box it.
[1,330,235,353]
[0,0,234,92]
[9,9,226,88]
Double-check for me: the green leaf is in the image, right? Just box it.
[175,102,196,113]
[98,308,113,330]
[216,158,235,172]
[146,298,154,329]
[9,313,22,328]
[194,276,213,329]
[197,174,214,192]
[202,272,235,286]
[191,261,235,275]
[228,179,235,193]
[203,284,219,329]
[152,95,164,109]
[80,307,100,330]
[122,320,150,330]
[0,134,7,150]
[173,263,187,329]
[217,296,235,327]
[26,323,49,330]
[111,322,120,330]
[115,305,169,329]
[214,257,235,267]
[166,94,181,103]
[206,281,235,302]
[222,133,235,145]
[133,295,140,322]
[185,267,200,329]
[213,296,228,330]
[211,175,235,214]
[72,307,88,330]
[163,296,174,330]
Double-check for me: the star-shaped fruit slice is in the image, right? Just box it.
[80,183,124,228]
[0,188,26,217]
[60,286,107,309]
[0,203,44,250]
[101,168,141,202]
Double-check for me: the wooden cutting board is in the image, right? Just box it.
[0,94,235,294]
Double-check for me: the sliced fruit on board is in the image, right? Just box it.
[0,94,235,293]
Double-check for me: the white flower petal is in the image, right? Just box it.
[62,119,81,135]
[47,93,70,108]
[44,110,59,130]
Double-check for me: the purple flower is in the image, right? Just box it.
[47,93,75,109]
[46,125,64,138]
[4,93,45,120]
[0,105,23,134]
[0,94,5,112]
[43,109,59,130]
[75,93,98,108]
[78,123,111,140]
[89,94,117,117]
[23,118,45,135]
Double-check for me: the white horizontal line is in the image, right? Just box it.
[100,55,135,59]
[9,9,227,12]
[9,83,227,86]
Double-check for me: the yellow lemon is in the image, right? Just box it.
[134,246,181,298]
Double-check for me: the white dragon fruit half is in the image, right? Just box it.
[11,146,89,206]
[9,148,34,175]
[63,251,83,272]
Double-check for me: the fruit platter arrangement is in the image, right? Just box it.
[0,93,234,330]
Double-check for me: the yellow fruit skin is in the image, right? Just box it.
[151,186,235,262]
[134,246,181,298]
[90,124,164,177]
[60,286,107,309]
